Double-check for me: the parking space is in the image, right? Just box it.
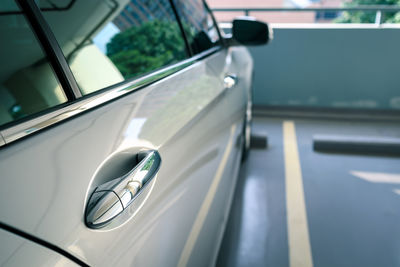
[217,116,400,267]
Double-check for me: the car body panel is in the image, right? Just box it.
[0,229,77,266]
[0,45,253,266]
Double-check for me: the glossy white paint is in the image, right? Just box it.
[0,46,253,266]
[0,229,77,266]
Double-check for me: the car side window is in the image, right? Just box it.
[0,1,67,127]
[173,0,221,55]
[42,0,188,96]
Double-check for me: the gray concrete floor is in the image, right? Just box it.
[216,117,400,267]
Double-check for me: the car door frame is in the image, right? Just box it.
[0,0,226,148]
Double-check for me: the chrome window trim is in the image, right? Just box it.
[0,46,222,147]
[0,133,5,147]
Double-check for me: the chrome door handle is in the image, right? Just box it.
[85,150,161,229]
[224,74,237,89]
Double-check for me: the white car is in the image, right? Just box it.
[0,0,269,266]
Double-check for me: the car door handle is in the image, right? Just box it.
[224,74,237,89]
[85,150,161,229]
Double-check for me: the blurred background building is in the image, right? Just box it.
[208,0,343,23]
[113,0,174,30]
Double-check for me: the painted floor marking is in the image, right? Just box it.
[350,171,400,184]
[283,121,313,267]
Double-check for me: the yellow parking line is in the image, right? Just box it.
[283,121,313,267]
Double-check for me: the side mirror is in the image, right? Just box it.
[231,17,272,46]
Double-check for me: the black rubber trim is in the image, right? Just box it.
[0,222,89,267]
[16,0,82,100]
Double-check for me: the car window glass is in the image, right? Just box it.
[42,0,188,96]
[173,0,220,55]
[0,1,67,127]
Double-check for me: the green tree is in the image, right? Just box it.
[106,20,187,78]
[335,0,400,23]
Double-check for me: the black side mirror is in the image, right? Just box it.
[231,17,272,46]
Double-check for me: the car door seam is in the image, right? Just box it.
[0,222,90,267]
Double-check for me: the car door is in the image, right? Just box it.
[0,0,249,266]
[0,228,80,266]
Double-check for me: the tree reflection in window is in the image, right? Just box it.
[106,20,187,79]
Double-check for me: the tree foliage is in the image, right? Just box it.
[336,0,400,23]
[106,20,186,78]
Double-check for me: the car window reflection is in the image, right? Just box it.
[0,2,66,126]
[43,0,188,95]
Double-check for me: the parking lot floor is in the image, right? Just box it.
[216,116,400,267]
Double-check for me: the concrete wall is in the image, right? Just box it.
[249,25,400,110]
